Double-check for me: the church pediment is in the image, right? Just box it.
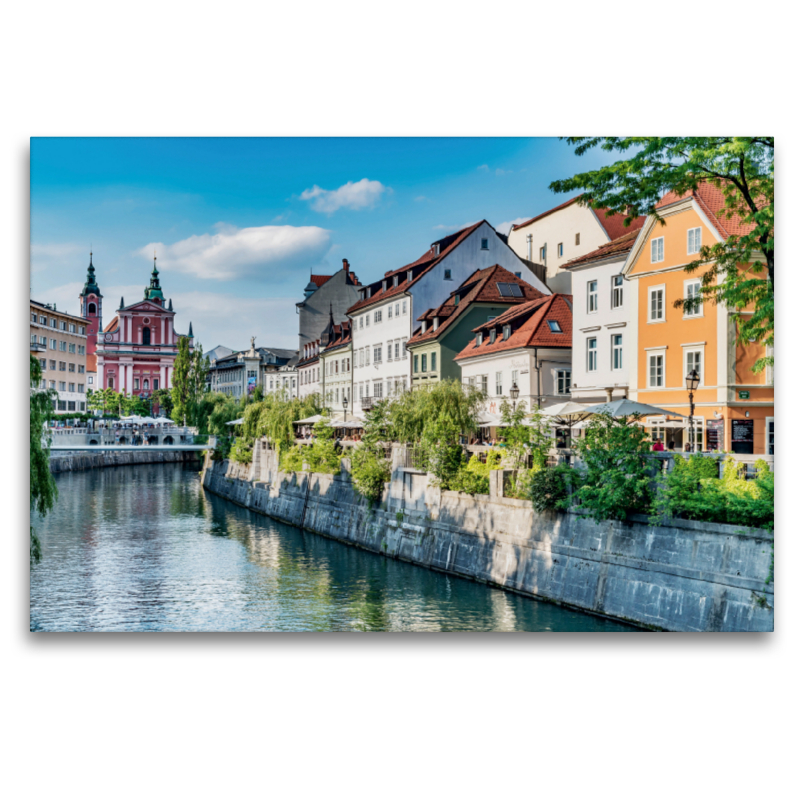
[125,301,169,314]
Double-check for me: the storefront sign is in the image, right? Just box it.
[731,419,754,454]
[738,390,750,400]
[706,419,724,452]
[247,376,257,394]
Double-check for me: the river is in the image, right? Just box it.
[30,463,637,632]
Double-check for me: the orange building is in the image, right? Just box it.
[624,183,773,455]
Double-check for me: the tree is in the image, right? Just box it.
[499,399,551,471]
[30,356,57,563]
[551,137,774,370]
[152,387,173,418]
[171,335,192,425]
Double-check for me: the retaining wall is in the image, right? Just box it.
[50,449,203,474]
[201,446,774,632]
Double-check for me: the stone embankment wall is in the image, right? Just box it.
[202,444,774,632]
[50,449,203,474]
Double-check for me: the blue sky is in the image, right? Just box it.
[31,137,616,350]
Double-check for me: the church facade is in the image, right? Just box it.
[81,255,193,403]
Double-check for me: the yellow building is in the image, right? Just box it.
[624,182,773,455]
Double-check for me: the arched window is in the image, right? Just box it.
[88,303,96,314]
[142,327,151,345]
[143,379,149,390]
[108,378,114,389]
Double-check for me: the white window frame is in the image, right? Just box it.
[766,416,774,455]
[683,278,703,318]
[611,275,623,309]
[647,349,666,388]
[651,236,664,263]
[682,344,705,387]
[586,338,597,372]
[687,227,702,255]
[648,285,666,323]
[587,280,598,313]
[611,334,623,371]
[556,369,571,395]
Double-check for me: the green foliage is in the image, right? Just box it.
[229,437,253,464]
[551,137,773,371]
[171,336,193,425]
[499,399,551,470]
[303,417,342,474]
[279,445,306,473]
[30,356,58,563]
[211,436,232,462]
[152,387,174,418]
[527,464,581,513]
[450,450,503,495]
[350,444,391,503]
[573,413,654,522]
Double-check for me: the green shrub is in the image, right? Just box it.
[229,437,253,464]
[211,436,232,462]
[527,464,581,513]
[449,450,504,495]
[351,444,391,503]
[280,445,306,473]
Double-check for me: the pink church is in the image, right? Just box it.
[81,254,193,404]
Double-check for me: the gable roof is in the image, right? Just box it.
[655,180,756,238]
[321,320,352,354]
[407,265,545,347]
[455,293,573,360]
[563,228,641,269]
[510,194,645,241]
[345,221,488,315]
[309,274,331,288]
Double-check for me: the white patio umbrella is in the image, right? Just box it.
[539,401,593,444]
[294,414,325,425]
[581,398,689,419]
[225,418,246,426]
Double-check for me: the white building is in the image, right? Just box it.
[562,230,640,403]
[506,196,644,294]
[264,356,299,399]
[347,221,550,414]
[319,320,353,416]
[297,340,321,400]
[455,294,573,415]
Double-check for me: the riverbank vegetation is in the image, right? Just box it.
[30,356,57,563]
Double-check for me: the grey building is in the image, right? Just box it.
[208,338,298,398]
[296,259,362,353]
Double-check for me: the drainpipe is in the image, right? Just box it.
[534,347,542,409]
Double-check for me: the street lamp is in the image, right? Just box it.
[509,382,520,414]
[685,368,700,452]
[342,393,348,423]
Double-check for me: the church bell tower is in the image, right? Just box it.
[79,251,103,357]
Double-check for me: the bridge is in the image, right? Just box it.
[50,444,211,452]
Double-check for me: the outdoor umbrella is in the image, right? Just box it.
[581,398,688,419]
[225,418,245,426]
[539,401,593,445]
[294,414,325,425]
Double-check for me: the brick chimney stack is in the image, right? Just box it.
[343,258,349,276]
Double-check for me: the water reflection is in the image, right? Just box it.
[30,464,636,632]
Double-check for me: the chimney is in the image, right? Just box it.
[343,258,349,275]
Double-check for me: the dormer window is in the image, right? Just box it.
[382,280,387,292]
[503,324,511,340]
[454,295,459,306]
[366,287,372,298]
[421,320,427,333]
[407,270,413,283]
[489,329,496,344]
[476,332,483,346]
[393,275,398,287]
[433,317,439,331]
[432,244,440,256]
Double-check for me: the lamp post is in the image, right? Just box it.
[685,368,700,452]
[342,393,348,423]
[509,382,520,414]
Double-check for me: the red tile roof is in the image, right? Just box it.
[345,221,488,315]
[407,265,545,346]
[510,194,644,241]
[310,274,332,288]
[455,293,573,360]
[323,320,352,353]
[656,180,756,239]
[563,228,641,269]
[103,316,118,333]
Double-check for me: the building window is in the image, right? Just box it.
[78,345,85,355]
[359,316,363,329]
[648,353,664,387]
[511,369,518,388]
[69,363,75,372]
[476,332,483,346]
[375,310,382,324]
[587,338,597,372]
[648,286,665,322]
[481,238,489,250]
[143,379,150,390]
[374,381,383,399]
[431,352,437,372]
[49,360,56,369]
[59,381,66,391]
[50,339,56,349]
[366,314,369,327]
[575,233,580,246]
[68,343,76,353]
[503,324,511,340]
[612,334,623,370]
[587,280,598,313]
[685,349,702,385]
[401,338,408,358]
[421,354,427,372]
[684,279,702,317]
[547,320,562,333]
[687,227,702,255]
[88,303,96,314]
[612,275,623,308]
[557,243,563,257]
[557,369,571,395]
[374,345,382,363]
[388,305,393,319]
[68,383,75,392]
[39,358,47,370]
[495,371,503,396]
[59,362,66,371]
[80,326,86,335]
[154,379,159,390]
[651,237,665,263]
[402,300,407,315]
[88,377,93,385]
[134,378,140,390]
[489,329,496,344]
[51,319,57,328]
[61,321,67,331]
[413,354,419,373]
[31,312,36,323]
[60,341,67,351]
[539,245,546,261]
[69,324,76,333]
[444,269,452,280]
[394,342,400,360]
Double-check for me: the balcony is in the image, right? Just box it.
[30,342,47,353]
[360,396,374,410]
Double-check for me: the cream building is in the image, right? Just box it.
[507,196,644,294]
[30,299,89,414]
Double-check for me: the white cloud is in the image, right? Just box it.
[495,218,529,235]
[31,242,86,274]
[495,168,512,176]
[477,164,489,172]
[138,223,331,282]
[300,178,387,213]
[36,282,145,319]
[414,195,430,202]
